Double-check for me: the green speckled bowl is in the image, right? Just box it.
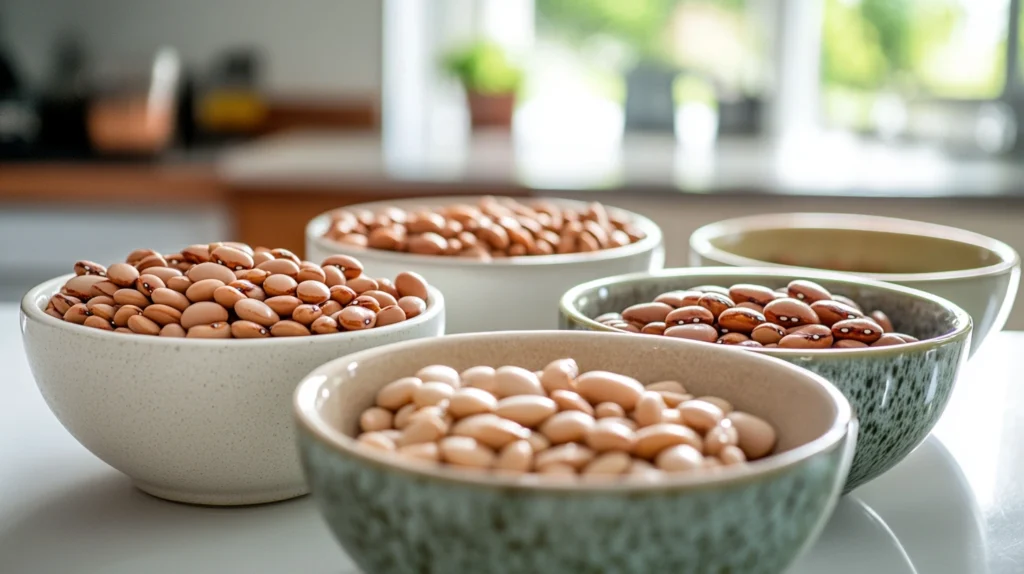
[560,267,972,492]
[294,331,855,574]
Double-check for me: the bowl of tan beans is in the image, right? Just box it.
[559,266,972,492]
[305,195,664,334]
[19,243,445,506]
[294,330,855,573]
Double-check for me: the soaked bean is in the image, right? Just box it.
[539,410,596,444]
[664,323,719,342]
[495,366,545,397]
[495,395,558,428]
[633,424,703,459]
[575,371,644,410]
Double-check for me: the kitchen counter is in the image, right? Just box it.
[2,303,1022,573]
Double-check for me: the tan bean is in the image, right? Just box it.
[396,442,440,463]
[362,290,398,309]
[811,299,864,326]
[377,377,423,410]
[727,411,776,459]
[413,381,455,408]
[658,392,692,408]
[535,443,595,471]
[351,295,382,313]
[263,274,298,297]
[87,303,116,322]
[142,304,182,326]
[185,278,225,302]
[375,305,407,327]
[159,323,186,338]
[81,315,112,330]
[358,432,396,452]
[187,322,231,339]
[307,315,338,335]
[494,366,544,397]
[764,298,819,327]
[872,333,907,347]
[581,451,631,476]
[495,439,533,473]
[212,285,246,309]
[633,423,704,459]
[594,402,626,419]
[63,275,107,299]
[646,380,686,394]
[338,306,377,330]
[621,302,672,325]
[585,418,635,452]
[664,323,719,343]
[257,258,300,278]
[459,365,497,394]
[398,296,426,319]
[831,317,884,344]
[656,444,704,472]
[150,287,190,312]
[235,298,280,326]
[539,410,595,444]
[265,295,302,317]
[105,263,140,287]
[451,414,530,449]
[717,307,766,334]
[389,271,428,302]
[416,364,460,387]
[407,232,447,255]
[751,323,786,345]
[166,275,192,294]
[134,254,167,271]
[359,407,394,433]
[575,371,644,410]
[186,262,236,285]
[321,254,364,279]
[787,280,832,303]
[231,320,271,338]
[720,445,747,465]
[127,314,161,335]
[180,244,211,264]
[142,267,182,284]
[90,279,120,298]
[320,300,343,317]
[291,304,323,326]
[696,396,733,414]
[527,431,550,453]
[180,302,229,330]
[448,388,499,419]
[664,305,715,326]
[109,289,146,308]
[550,389,594,415]
[633,391,667,427]
[112,304,143,327]
[235,268,270,286]
[322,264,346,288]
[870,310,894,333]
[73,259,106,277]
[439,436,496,468]
[704,422,739,456]
[270,320,311,337]
[495,395,558,428]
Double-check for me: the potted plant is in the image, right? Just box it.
[442,41,523,129]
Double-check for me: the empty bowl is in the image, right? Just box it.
[294,331,855,573]
[689,213,1018,355]
[560,267,971,491]
[20,274,445,505]
[305,196,665,334]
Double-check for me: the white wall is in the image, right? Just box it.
[0,0,381,96]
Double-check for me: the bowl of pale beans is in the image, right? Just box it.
[689,213,1019,357]
[305,195,664,334]
[294,330,855,573]
[560,267,972,492]
[19,243,445,506]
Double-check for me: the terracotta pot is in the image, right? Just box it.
[466,91,515,129]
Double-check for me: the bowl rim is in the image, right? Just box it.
[293,330,854,493]
[305,195,664,268]
[559,266,973,357]
[689,213,1020,283]
[21,274,445,347]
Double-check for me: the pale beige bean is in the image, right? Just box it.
[377,377,423,410]
[658,392,692,408]
[646,381,686,394]
[586,418,636,452]
[537,463,576,477]
[231,320,271,338]
[358,432,396,451]
[416,364,461,387]
[450,414,530,449]
[495,395,558,428]
[527,431,550,453]
[394,271,429,300]
[728,412,777,459]
[150,287,190,312]
[633,391,667,427]
[396,442,440,462]
[413,381,455,408]
[127,314,160,335]
[234,298,280,327]
[629,459,661,478]
[440,436,496,468]
[398,413,448,446]
[187,262,236,284]
[460,366,498,393]
[213,285,247,309]
[535,443,595,471]
[550,389,595,416]
[187,322,231,338]
[359,407,394,432]
[540,358,578,392]
[393,404,418,430]
[375,305,407,327]
[494,366,544,397]
[63,275,108,299]
[539,410,595,445]
[495,440,534,473]
[180,301,229,330]
[270,320,311,337]
[379,429,403,442]
[662,409,683,425]
[633,423,704,459]
[678,400,725,433]
[704,422,739,456]
[106,263,140,287]
[696,396,733,414]
[583,451,632,476]
[604,416,638,431]
[656,444,704,472]
[720,445,747,465]
[594,402,626,419]
[575,371,644,411]
[448,388,498,419]
[158,323,186,337]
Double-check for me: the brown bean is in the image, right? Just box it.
[322,265,346,287]
[338,305,376,330]
[398,296,426,319]
[307,315,338,335]
[73,259,107,276]
[213,285,247,309]
[697,293,734,318]
[180,244,211,264]
[134,253,167,271]
[113,304,143,327]
[665,305,715,326]
[142,304,182,326]
[257,258,300,278]
[728,284,777,306]
[63,275,108,299]
[363,289,399,308]
[621,302,672,325]
[870,310,894,333]
[834,339,869,349]
[811,299,865,326]
[270,320,311,337]
[833,294,862,311]
[330,285,358,305]
[133,274,165,298]
[235,298,280,327]
[111,288,148,308]
[832,318,884,344]
[166,276,192,294]
[83,315,113,330]
[346,276,378,294]
[717,332,750,345]
[871,333,907,347]
[159,323,187,337]
[180,302,229,330]
[187,322,232,339]
[321,254,364,279]
[640,322,666,335]
[106,263,140,287]
[50,293,81,315]
[763,298,819,327]
[716,307,765,334]
[185,278,225,303]
[263,274,298,297]
[292,304,323,325]
[320,300,343,316]
[143,266,182,284]
[294,280,330,305]
[788,280,832,303]
[779,324,833,349]
[394,271,430,300]
[187,262,236,284]
[231,320,271,338]
[127,314,161,335]
[265,295,301,317]
[270,248,301,264]
[664,323,719,342]
[375,305,407,327]
[90,279,120,298]
[86,303,115,322]
[751,322,786,345]
[211,246,254,270]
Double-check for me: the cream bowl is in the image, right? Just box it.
[20,274,445,506]
[305,196,664,334]
[689,213,1019,356]
[294,331,855,573]
[560,267,971,492]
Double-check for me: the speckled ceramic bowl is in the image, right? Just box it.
[294,331,856,574]
[689,213,1018,356]
[305,196,664,334]
[560,267,972,492]
[20,274,445,506]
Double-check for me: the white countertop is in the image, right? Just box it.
[1,304,1021,574]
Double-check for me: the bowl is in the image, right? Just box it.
[305,196,665,334]
[689,213,1018,356]
[559,267,971,492]
[294,331,856,573]
[20,274,445,506]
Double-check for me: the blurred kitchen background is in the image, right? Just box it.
[2,0,1024,325]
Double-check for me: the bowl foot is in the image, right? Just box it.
[133,481,309,506]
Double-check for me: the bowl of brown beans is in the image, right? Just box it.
[294,330,855,573]
[305,195,664,334]
[689,213,1018,357]
[559,266,972,492]
[19,243,445,506]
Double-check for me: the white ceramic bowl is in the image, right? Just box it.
[306,196,665,334]
[689,213,1019,356]
[20,274,445,506]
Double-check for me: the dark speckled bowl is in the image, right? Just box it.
[560,267,972,492]
[294,331,855,574]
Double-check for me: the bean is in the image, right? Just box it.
[265,295,301,317]
[787,280,831,303]
[633,391,667,427]
[231,320,271,339]
[494,366,545,397]
[270,320,311,337]
[583,451,632,476]
[550,389,594,415]
[448,388,498,419]
[180,302,229,330]
[235,298,280,327]
[727,412,776,459]
[186,278,225,303]
[535,443,594,471]
[358,432,396,452]
[716,307,765,334]
[106,263,139,287]
[187,262,236,284]
[832,318,884,344]
[665,305,715,326]
[779,324,834,349]
[495,395,558,428]
[656,444,704,472]
[398,296,426,318]
[539,410,595,444]
[159,323,186,338]
[871,310,894,333]
[127,314,161,335]
[633,424,703,459]
[594,402,626,418]
[451,414,529,449]
[811,299,864,326]
[440,436,496,468]
[83,315,113,330]
[751,323,786,345]
[575,371,644,410]
[585,418,635,452]
[495,440,533,473]
[338,306,376,330]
